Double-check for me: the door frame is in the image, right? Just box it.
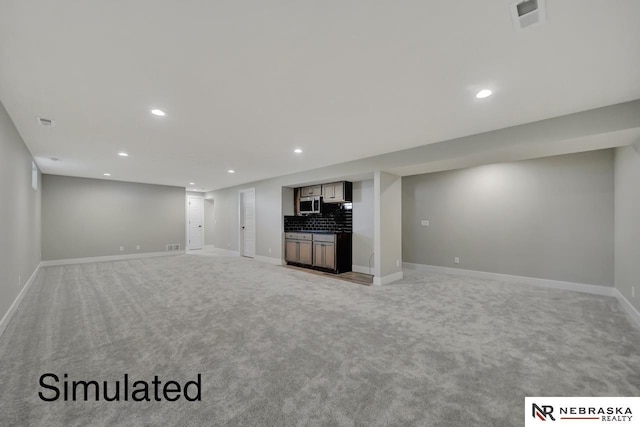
[186,194,205,250]
[238,188,256,258]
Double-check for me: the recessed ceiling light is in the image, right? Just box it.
[475,89,493,99]
[189,182,195,185]
[294,148,303,154]
[118,152,129,157]
[104,173,111,177]
[228,170,235,174]
[151,109,166,117]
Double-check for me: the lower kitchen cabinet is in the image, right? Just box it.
[312,233,337,270]
[285,232,351,274]
[298,241,313,265]
[313,241,335,270]
[285,233,313,265]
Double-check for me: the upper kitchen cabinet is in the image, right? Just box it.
[322,181,352,203]
[300,185,322,197]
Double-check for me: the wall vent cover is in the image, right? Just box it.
[511,0,546,30]
[36,117,55,126]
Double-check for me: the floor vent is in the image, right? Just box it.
[511,0,546,30]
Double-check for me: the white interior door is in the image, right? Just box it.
[240,189,255,258]
[188,196,204,250]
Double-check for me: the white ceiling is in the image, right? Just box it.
[1,0,639,191]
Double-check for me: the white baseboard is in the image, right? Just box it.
[403,263,615,297]
[255,255,284,265]
[0,263,41,338]
[352,265,372,275]
[402,262,640,328]
[40,251,184,267]
[614,289,640,329]
[203,246,240,256]
[373,271,404,286]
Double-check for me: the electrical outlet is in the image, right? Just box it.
[120,246,124,252]
[396,259,400,267]
[136,245,140,250]
[420,220,430,227]
[454,257,460,264]
[268,248,272,254]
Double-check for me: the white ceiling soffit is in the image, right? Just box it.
[272,99,640,188]
[386,127,640,177]
[1,0,639,191]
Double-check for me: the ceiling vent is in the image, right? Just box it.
[511,0,546,30]
[36,117,55,127]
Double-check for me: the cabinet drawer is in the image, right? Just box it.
[312,234,335,243]
[285,233,312,240]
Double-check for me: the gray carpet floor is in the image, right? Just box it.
[1,253,639,426]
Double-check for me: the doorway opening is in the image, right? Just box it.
[239,188,255,258]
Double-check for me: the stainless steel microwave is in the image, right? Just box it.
[299,196,322,215]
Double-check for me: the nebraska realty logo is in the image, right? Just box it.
[525,397,639,426]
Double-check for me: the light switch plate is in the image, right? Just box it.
[421,220,430,227]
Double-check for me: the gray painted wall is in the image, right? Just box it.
[282,187,294,217]
[42,175,185,260]
[402,150,615,286]
[207,182,285,258]
[614,145,640,312]
[206,185,241,252]
[352,180,374,272]
[0,100,41,324]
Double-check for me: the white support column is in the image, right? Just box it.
[373,171,403,285]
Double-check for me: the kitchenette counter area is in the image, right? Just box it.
[283,181,354,274]
[284,231,352,273]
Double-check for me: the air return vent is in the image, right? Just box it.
[36,117,55,126]
[511,0,546,30]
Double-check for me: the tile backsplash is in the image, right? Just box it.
[284,204,352,233]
